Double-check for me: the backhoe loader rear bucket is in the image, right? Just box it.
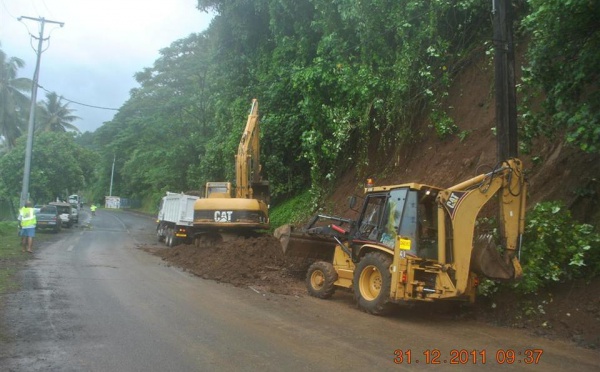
[274,224,336,261]
[470,236,522,280]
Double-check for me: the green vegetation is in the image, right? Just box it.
[480,202,600,296]
[0,222,31,294]
[0,132,96,206]
[2,1,597,208]
[269,189,315,229]
[0,222,59,294]
[520,0,600,154]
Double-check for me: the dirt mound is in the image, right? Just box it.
[141,235,307,296]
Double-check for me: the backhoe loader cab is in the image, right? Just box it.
[275,159,526,315]
[352,185,441,259]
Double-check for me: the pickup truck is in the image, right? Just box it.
[36,205,62,233]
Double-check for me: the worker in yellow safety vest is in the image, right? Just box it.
[18,201,36,253]
[90,203,97,216]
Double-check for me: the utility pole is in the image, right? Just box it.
[492,0,518,161]
[109,154,116,196]
[18,16,64,207]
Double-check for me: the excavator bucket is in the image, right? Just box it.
[470,235,522,280]
[273,224,336,262]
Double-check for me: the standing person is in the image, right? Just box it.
[18,201,36,253]
[90,203,97,216]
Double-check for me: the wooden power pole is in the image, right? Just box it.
[492,0,518,161]
[18,16,64,207]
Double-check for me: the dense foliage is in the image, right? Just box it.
[0,132,96,205]
[1,1,598,214]
[84,0,494,206]
[479,201,600,296]
[520,0,600,153]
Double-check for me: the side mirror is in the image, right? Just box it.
[348,196,357,210]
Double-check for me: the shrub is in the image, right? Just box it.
[480,201,600,295]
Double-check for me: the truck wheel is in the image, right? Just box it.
[353,252,393,315]
[166,229,173,247]
[306,261,338,299]
[166,229,177,247]
[157,225,165,242]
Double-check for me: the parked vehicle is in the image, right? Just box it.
[157,192,199,247]
[49,202,75,228]
[36,205,62,233]
[69,203,79,223]
[68,194,79,205]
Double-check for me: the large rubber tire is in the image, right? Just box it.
[353,252,393,315]
[157,224,165,242]
[306,261,338,299]
[166,229,173,247]
[166,228,178,247]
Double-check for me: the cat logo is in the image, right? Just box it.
[444,191,467,219]
[214,211,233,223]
[446,193,460,210]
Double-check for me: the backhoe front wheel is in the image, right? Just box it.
[306,261,338,299]
[353,252,393,315]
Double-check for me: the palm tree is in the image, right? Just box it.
[36,92,81,133]
[0,46,32,149]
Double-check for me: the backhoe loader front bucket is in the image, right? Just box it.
[273,224,336,261]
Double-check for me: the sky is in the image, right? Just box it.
[1,0,214,133]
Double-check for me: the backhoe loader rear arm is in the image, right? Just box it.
[437,158,526,294]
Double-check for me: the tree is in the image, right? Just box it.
[0,46,32,149]
[521,0,600,153]
[0,132,94,204]
[36,92,80,133]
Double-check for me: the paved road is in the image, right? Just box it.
[1,209,598,371]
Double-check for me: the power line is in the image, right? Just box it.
[37,84,120,111]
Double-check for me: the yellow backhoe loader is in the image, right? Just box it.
[193,99,269,240]
[274,158,526,314]
[275,0,525,314]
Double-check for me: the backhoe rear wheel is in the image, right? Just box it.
[353,252,393,315]
[306,261,338,299]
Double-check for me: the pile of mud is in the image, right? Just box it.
[141,235,307,296]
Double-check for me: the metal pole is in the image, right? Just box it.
[18,16,64,207]
[109,154,115,196]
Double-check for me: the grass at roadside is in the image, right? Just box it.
[0,221,28,294]
[0,221,53,295]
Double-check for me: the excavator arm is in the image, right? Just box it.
[235,99,268,201]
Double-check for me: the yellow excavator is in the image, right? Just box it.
[275,158,526,314]
[193,99,269,240]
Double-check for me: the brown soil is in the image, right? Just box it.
[142,236,307,297]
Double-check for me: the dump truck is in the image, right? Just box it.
[157,192,199,247]
[193,99,270,241]
[275,158,527,314]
